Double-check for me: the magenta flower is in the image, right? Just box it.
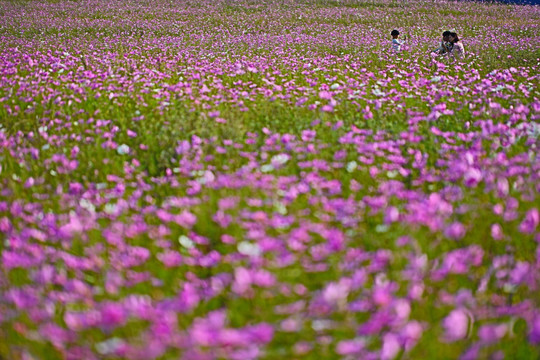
[491,223,503,240]
[444,222,466,240]
[442,309,471,342]
[530,314,540,344]
[321,104,334,112]
[100,302,127,330]
[463,168,483,187]
[336,339,364,355]
[519,208,539,234]
[322,278,351,305]
[478,324,507,343]
[381,333,401,360]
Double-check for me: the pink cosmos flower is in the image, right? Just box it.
[491,223,503,240]
[321,104,334,112]
[463,168,482,187]
[444,222,466,240]
[519,208,538,234]
[442,308,471,342]
[336,339,364,355]
[530,314,540,344]
[381,333,401,360]
[478,324,507,343]
[322,278,351,305]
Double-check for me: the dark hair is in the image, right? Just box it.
[391,29,400,36]
[443,31,451,37]
[449,32,460,42]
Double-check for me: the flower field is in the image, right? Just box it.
[0,0,539,359]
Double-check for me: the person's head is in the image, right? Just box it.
[391,29,400,39]
[442,30,451,41]
[449,32,460,43]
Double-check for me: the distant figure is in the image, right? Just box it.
[449,32,465,59]
[433,30,453,55]
[391,29,404,51]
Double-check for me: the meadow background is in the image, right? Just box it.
[0,0,539,359]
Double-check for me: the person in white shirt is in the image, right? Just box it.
[449,32,465,59]
[432,31,453,55]
[391,29,404,51]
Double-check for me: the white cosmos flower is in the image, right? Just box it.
[79,199,95,213]
[346,161,357,173]
[96,338,124,355]
[104,203,117,215]
[274,202,287,215]
[386,170,398,178]
[237,241,261,257]
[271,154,289,166]
[179,235,195,249]
[197,170,215,184]
[372,88,385,96]
[117,144,130,155]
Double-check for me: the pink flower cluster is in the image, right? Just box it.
[0,0,539,359]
